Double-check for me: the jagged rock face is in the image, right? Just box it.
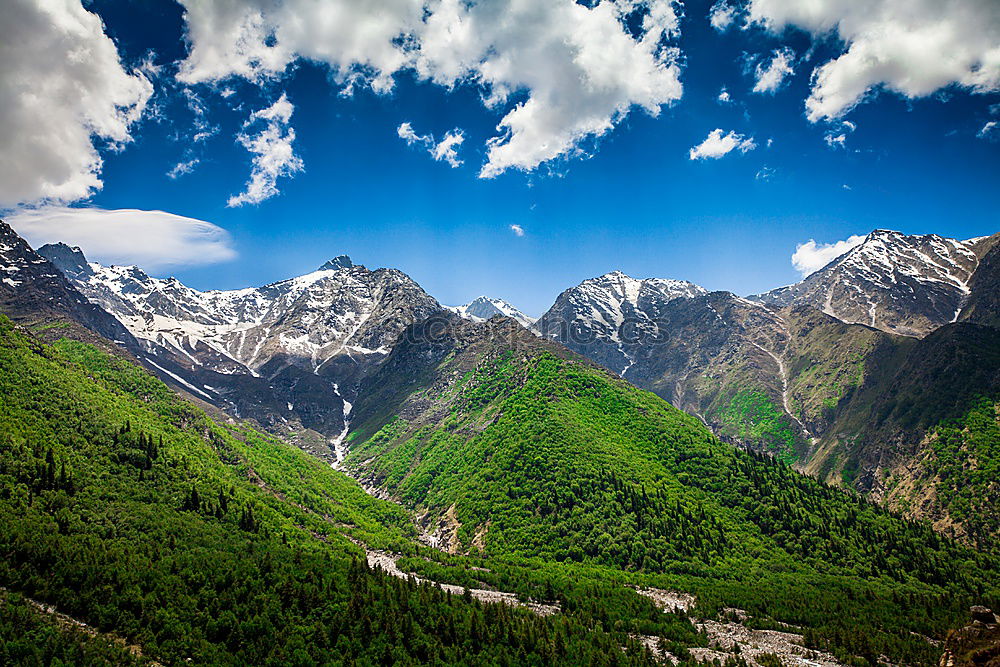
[448,296,536,328]
[318,255,353,271]
[38,243,443,447]
[752,230,990,337]
[0,225,136,348]
[534,271,707,375]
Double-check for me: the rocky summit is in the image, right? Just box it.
[38,242,443,456]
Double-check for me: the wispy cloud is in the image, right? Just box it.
[755,166,776,181]
[709,1,736,31]
[978,120,999,141]
[509,224,525,237]
[398,123,465,167]
[753,47,795,94]
[167,158,200,180]
[227,93,304,207]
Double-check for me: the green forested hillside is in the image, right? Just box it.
[0,316,681,665]
[2,309,998,665]
[348,316,999,664]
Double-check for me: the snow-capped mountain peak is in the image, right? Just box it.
[37,242,442,450]
[533,270,708,374]
[752,229,991,336]
[550,271,707,329]
[448,295,536,328]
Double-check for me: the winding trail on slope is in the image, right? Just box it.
[359,546,560,616]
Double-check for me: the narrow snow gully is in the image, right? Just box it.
[330,383,354,468]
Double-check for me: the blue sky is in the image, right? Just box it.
[2,0,998,316]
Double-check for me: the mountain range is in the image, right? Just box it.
[1,218,999,665]
[7,222,998,549]
[532,229,1000,548]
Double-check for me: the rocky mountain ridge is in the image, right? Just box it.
[36,242,444,456]
[534,270,708,375]
[0,222,139,350]
[751,229,993,337]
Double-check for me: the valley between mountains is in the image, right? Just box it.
[1,219,999,665]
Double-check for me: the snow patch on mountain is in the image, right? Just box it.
[448,296,536,328]
[534,271,707,374]
[752,230,989,337]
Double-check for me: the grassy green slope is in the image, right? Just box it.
[3,307,999,665]
[348,316,999,665]
[0,316,678,666]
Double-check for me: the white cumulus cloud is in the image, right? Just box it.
[176,0,684,179]
[0,0,152,208]
[689,128,757,160]
[227,93,303,207]
[747,0,1000,121]
[752,47,795,94]
[509,224,525,237]
[791,234,866,277]
[397,122,465,167]
[709,1,737,31]
[7,206,237,271]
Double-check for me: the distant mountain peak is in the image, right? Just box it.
[37,242,94,279]
[752,229,986,336]
[318,255,353,271]
[448,295,536,328]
